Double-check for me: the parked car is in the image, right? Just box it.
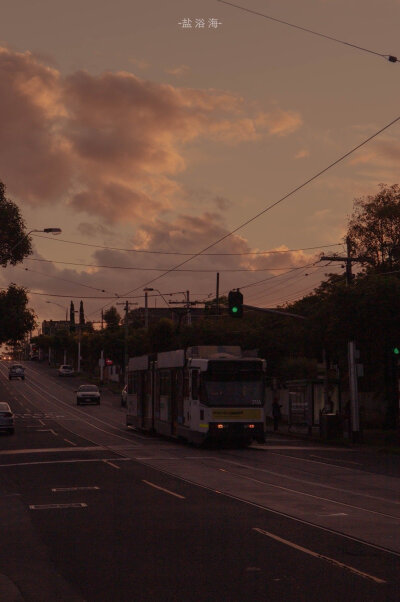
[0,402,14,434]
[121,385,127,407]
[76,384,100,406]
[58,364,74,377]
[9,364,25,380]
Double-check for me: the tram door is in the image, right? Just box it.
[171,369,184,436]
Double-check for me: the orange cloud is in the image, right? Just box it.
[0,47,302,222]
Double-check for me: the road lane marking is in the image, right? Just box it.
[142,480,185,499]
[29,503,87,510]
[134,459,400,558]
[103,460,121,469]
[36,429,58,436]
[52,486,100,492]
[310,455,362,465]
[253,528,386,584]
[0,457,130,468]
[63,439,77,446]
[0,446,105,455]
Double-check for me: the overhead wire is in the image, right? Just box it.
[32,234,343,256]
[216,0,399,64]
[23,256,326,273]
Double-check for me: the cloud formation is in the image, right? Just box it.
[0,46,302,223]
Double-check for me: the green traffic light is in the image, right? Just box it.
[394,347,400,355]
[232,306,238,313]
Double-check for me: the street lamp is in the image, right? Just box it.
[8,227,62,255]
[45,300,68,321]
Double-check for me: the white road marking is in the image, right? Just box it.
[51,486,100,492]
[134,459,400,558]
[36,429,58,436]
[0,446,105,455]
[0,457,130,468]
[253,528,386,584]
[310,455,362,465]
[143,480,185,499]
[103,460,121,470]
[29,503,87,510]
[320,513,348,516]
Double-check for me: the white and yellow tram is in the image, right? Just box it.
[126,346,266,445]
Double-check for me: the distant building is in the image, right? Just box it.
[41,320,70,336]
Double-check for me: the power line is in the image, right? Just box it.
[13,266,118,296]
[32,234,342,256]
[23,257,323,272]
[217,0,399,63]
[115,113,400,296]
[87,114,400,319]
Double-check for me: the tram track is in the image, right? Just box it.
[1,362,399,556]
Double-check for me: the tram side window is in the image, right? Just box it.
[159,370,171,396]
[191,370,199,400]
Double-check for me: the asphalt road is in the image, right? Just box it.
[0,360,399,601]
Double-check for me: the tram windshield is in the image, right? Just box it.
[201,362,264,406]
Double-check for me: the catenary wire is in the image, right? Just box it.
[216,0,399,63]
[22,257,323,272]
[32,234,343,256]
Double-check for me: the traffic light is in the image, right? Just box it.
[393,346,400,356]
[228,290,243,318]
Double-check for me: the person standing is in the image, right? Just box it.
[272,398,282,432]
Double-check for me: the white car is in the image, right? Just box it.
[58,364,74,377]
[76,385,100,406]
[0,402,14,434]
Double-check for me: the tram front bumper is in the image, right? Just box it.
[208,422,264,442]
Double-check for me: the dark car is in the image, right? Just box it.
[0,402,14,434]
[9,364,25,380]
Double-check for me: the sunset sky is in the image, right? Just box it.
[1,0,400,327]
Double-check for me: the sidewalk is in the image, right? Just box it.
[268,421,400,453]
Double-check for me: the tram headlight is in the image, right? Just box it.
[217,424,225,429]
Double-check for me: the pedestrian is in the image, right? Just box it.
[272,398,282,432]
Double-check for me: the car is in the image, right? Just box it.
[0,402,14,434]
[76,384,100,406]
[121,385,127,406]
[58,364,74,377]
[9,364,25,380]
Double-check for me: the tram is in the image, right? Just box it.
[126,346,266,445]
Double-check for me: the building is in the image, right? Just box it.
[41,320,70,336]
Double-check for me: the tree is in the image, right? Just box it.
[103,306,121,330]
[0,284,36,344]
[79,300,85,325]
[347,183,400,271]
[0,181,32,267]
[70,301,75,332]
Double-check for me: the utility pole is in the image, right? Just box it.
[216,272,220,316]
[186,290,191,325]
[320,236,364,442]
[143,288,154,330]
[169,292,200,325]
[116,300,138,386]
